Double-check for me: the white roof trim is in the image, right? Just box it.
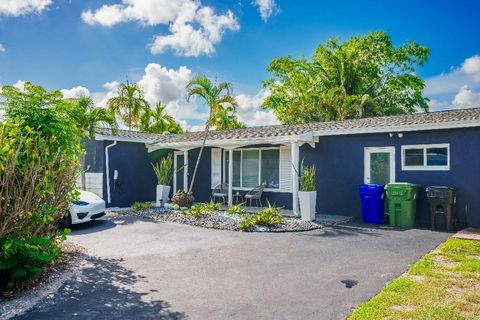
[95,133,155,144]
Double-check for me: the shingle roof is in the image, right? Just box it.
[95,127,164,142]
[95,108,480,145]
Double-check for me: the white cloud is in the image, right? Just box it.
[235,89,279,127]
[0,44,5,52]
[461,55,480,81]
[425,55,480,97]
[137,63,207,123]
[60,86,90,99]
[82,0,239,57]
[253,0,279,22]
[0,0,52,17]
[451,86,480,109]
[13,80,27,90]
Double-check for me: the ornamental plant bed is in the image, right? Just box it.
[109,206,325,233]
[0,241,84,302]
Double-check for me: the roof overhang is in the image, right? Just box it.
[95,133,155,144]
[311,119,480,137]
[147,132,315,152]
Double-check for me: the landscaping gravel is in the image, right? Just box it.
[108,208,325,232]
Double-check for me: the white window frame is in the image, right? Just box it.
[401,143,450,171]
[223,147,281,192]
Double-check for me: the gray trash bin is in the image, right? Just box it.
[426,186,456,231]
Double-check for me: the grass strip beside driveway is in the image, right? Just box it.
[349,237,480,319]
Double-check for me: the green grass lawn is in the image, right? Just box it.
[349,238,480,320]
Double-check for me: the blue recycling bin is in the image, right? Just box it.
[359,184,385,224]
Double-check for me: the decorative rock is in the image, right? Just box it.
[109,208,326,233]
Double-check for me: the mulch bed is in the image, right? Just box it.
[109,208,326,232]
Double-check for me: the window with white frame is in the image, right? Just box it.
[401,144,450,170]
[224,148,280,189]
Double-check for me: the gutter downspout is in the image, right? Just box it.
[105,141,117,204]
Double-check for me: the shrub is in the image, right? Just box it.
[151,154,173,186]
[131,202,153,211]
[300,162,316,191]
[202,201,221,213]
[0,83,84,287]
[239,203,283,231]
[171,190,195,208]
[187,204,204,218]
[227,203,246,214]
[0,237,61,287]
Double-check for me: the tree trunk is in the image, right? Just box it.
[188,125,210,194]
[80,153,86,191]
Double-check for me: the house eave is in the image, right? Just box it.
[311,119,480,137]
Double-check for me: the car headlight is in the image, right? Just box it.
[73,201,89,206]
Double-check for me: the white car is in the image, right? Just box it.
[64,191,106,226]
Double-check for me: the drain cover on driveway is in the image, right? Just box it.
[341,279,358,288]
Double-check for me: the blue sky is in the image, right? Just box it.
[1,0,479,129]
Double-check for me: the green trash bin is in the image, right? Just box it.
[385,183,419,228]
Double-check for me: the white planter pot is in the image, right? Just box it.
[156,185,171,207]
[298,191,317,221]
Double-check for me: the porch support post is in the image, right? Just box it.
[228,148,233,206]
[183,150,189,192]
[291,141,299,216]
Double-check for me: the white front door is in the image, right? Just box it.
[364,147,395,185]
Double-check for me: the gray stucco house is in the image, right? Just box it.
[84,107,480,228]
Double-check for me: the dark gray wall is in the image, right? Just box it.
[186,147,212,203]
[104,141,158,208]
[84,139,105,173]
[301,127,480,228]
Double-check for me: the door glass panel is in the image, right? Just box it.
[370,152,390,185]
[242,150,259,188]
[175,155,184,192]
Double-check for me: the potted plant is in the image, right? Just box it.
[151,154,173,207]
[298,162,316,221]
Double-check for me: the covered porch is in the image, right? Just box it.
[147,132,318,216]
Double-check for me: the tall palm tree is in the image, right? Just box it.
[107,81,149,130]
[186,75,237,193]
[71,96,118,190]
[140,103,183,134]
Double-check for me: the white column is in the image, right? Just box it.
[291,141,299,216]
[228,148,233,206]
[183,150,188,192]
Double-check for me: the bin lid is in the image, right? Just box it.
[386,182,419,187]
[425,186,454,190]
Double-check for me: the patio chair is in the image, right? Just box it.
[244,184,265,207]
[211,183,228,203]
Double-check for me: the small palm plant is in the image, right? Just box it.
[151,154,174,206]
[151,154,174,186]
[300,162,316,191]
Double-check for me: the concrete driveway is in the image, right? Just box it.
[14,216,450,320]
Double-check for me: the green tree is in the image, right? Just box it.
[213,106,245,130]
[107,82,149,130]
[185,75,237,193]
[0,82,83,285]
[67,96,118,190]
[262,31,430,124]
[140,103,183,134]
